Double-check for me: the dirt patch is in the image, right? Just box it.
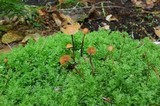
[81,1,160,39]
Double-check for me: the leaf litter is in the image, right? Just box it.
[0,0,160,53]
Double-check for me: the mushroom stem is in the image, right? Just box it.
[71,35,75,63]
[89,55,95,76]
[80,34,85,57]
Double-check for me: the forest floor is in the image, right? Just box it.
[0,0,160,54]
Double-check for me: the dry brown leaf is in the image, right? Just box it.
[21,33,40,43]
[79,0,95,6]
[60,14,76,26]
[58,0,65,4]
[52,13,62,26]
[146,0,154,9]
[131,0,156,9]
[101,25,110,30]
[52,12,76,27]
[106,14,118,22]
[154,26,160,38]
[60,23,81,35]
[37,9,46,16]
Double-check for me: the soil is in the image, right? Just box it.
[0,0,160,54]
[81,0,160,39]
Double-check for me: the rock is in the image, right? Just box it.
[1,31,23,43]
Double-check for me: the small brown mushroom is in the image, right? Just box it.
[66,43,73,49]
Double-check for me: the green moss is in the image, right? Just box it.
[0,30,160,106]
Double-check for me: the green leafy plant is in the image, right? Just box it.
[0,0,41,28]
[0,30,160,105]
[0,0,25,17]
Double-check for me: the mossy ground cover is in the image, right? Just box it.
[0,30,160,106]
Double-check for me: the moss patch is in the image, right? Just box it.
[0,30,160,105]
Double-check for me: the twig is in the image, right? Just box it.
[73,2,80,9]
[59,5,125,12]
[141,10,160,15]
[6,43,12,50]
[101,2,106,16]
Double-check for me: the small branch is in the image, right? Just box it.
[6,43,12,50]
[101,2,106,16]
[141,10,160,15]
[59,5,125,12]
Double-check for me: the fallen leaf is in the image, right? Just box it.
[105,14,118,22]
[37,9,47,16]
[79,0,95,6]
[100,23,110,30]
[131,0,156,9]
[60,14,76,26]
[21,33,41,43]
[154,26,160,38]
[1,31,23,43]
[58,0,65,4]
[52,13,62,26]
[101,25,110,30]
[52,12,76,27]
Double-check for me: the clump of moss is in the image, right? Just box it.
[0,30,160,106]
